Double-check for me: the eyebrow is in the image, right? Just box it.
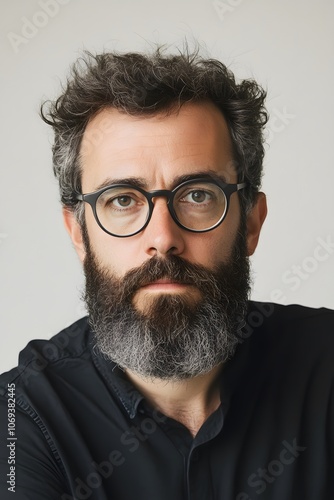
[95,177,148,191]
[93,170,229,192]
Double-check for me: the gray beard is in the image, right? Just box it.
[83,223,251,381]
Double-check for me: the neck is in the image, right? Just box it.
[125,364,223,437]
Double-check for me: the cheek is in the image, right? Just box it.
[191,234,235,269]
[83,208,144,275]
[93,237,137,276]
[188,206,241,268]
[84,209,126,274]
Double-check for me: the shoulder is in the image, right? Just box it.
[248,300,334,332]
[245,301,334,374]
[0,316,91,398]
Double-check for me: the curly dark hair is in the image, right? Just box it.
[41,46,268,220]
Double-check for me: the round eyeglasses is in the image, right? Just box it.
[76,177,246,238]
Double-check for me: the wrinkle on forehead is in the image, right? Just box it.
[80,101,236,192]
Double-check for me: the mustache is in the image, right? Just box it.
[114,255,223,302]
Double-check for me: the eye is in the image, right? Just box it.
[111,195,135,208]
[181,190,213,204]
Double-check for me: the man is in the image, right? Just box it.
[0,47,333,500]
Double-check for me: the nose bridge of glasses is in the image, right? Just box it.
[148,189,173,204]
[147,189,177,228]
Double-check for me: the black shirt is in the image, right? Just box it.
[0,301,334,499]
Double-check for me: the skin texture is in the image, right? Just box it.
[63,101,267,436]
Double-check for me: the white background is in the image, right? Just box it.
[1,0,334,373]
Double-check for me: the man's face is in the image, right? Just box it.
[65,101,266,379]
[80,101,241,288]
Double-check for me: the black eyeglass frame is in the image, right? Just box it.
[76,177,247,238]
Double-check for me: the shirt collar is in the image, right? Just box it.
[91,343,251,422]
[91,346,144,419]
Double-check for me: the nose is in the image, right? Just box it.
[142,197,186,257]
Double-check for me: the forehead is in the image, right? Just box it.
[80,101,236,192]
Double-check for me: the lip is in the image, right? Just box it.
[140,279,191,290]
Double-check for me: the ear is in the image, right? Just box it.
[62,208,86,263]
[246,192,267,256]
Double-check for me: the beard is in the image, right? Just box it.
[83,220,251,381]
